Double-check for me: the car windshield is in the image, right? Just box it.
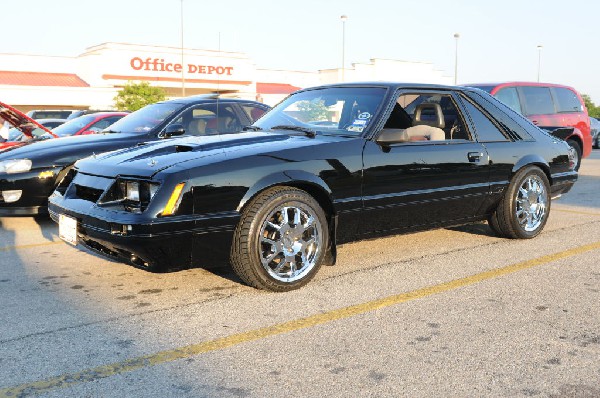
[51,115,97,137]
[254,86,387,136]
[100,103,182,134]
[7,126,48,141]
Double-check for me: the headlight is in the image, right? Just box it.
[114,179,160,213]
[0,159,32,174]
[125,181,140,201]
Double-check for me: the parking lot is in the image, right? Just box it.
[0,150,599,397]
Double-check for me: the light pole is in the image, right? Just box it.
[180,0,185,97]
[453,33,460,85]
[537,45,543,82]
[340,15,348,82]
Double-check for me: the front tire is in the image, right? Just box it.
[488,166,550,239]
[231,186,328,291]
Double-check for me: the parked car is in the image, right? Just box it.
[26,110,81,120]
[465,82,591,170]
[48,112,129,138]
[66,109,125,120]
[0,97,270,215]
[48,83,577,291]
[590,117,600,149]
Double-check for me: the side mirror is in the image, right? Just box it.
[163,123,185,138]
[376,128,409,145]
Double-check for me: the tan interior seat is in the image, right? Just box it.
[188,118,207,136]
[405,103,446,141]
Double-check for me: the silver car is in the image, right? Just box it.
[591,117,600,149]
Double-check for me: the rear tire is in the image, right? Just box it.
[231,186,328,291]
[566,139,582,170]
[487,166,550,239]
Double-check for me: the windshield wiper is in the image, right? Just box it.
[270,125,316,138]
[243,125,263,131]
[102,130,122,134]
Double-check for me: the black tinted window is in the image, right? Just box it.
[460,97,509,142]
[553,87,582,113]
[520,86,555,115]
[464,91,534,141]
[494,87,522,114]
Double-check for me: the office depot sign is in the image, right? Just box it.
[130,57,234,76]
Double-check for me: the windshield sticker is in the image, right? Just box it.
[358,112,372,120]
[347,126,365,132]
[347,119,368,133]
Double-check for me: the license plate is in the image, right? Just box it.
[58,214,77,245]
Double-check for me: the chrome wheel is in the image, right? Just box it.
[259,205,322,282]
[515,175,548,232]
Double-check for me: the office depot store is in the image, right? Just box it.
[0,42,452,112]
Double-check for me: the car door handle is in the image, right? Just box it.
[468,152,483,162]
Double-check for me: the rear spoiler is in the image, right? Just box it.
[540,126,574,141]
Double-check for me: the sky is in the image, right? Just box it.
[3,0,600,102]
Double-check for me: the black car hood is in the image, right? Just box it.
[76,132,338,179]
[0,132,152,168]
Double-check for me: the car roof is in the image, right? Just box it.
[157,95,268,106]
[292,81,478,95]
[464,81,578,90]
[82,112,129,118]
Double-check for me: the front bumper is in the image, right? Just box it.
[48,196,239,271]
[0,167,62,216]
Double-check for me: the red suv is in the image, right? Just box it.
[467,82,591,170]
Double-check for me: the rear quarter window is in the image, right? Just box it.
[464,90,535,141]
[459,96,509,142]
[553,87,583,113]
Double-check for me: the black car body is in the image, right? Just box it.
[49,83,577,291]
[0,97,270,215]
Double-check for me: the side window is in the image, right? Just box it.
[519,86,555,115]
[494,87,522,114]
[460,97,509,142]
[174,104,244,136]
[383,92,470,142]
[241,104,267,123]
[553,87,582,113]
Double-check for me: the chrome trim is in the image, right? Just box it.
[259,205,322,283]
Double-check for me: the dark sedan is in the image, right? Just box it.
[0,97,270,215]
[49,83,577,291]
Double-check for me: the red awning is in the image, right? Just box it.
[256,82,300,95]
[0,71,89,87]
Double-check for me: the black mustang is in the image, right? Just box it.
[0,97,269,215]
[49,83,577,291]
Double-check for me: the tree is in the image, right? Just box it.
[113,81,167,112]
[581,94,600,118]
[296,99,330,122]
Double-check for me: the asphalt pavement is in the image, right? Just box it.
[1,151,599,397]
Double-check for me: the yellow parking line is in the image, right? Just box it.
[2,240,600,397]
[0,241,62,252]
[554,208,600,217]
